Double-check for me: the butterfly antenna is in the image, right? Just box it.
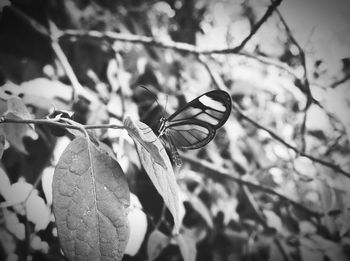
[138,85,165,117]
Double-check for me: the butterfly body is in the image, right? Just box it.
[158,90,232,153]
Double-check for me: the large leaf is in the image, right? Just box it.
[124,116,181,232]
[53,137,130,261]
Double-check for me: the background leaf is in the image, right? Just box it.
[125,193,148,256]
[53,137,130,261]
[147,230,170,261]
[1,97,37,153]
[176,230,197,261]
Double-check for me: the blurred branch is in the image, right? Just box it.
[235,107,350,178]
[181,153,320,217]
[300,110,307,152]
[275,9,315,151]
[8,6,95,103]
[0,117,124,134]
[50,38,84,101]
[330,72,350,88]
[9,6,50,36]
[228,0,283,53]
[275,10,313,109]
[241,185,291,261]
[199,56,350,179]
[11,3,300,82]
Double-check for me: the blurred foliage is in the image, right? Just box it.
[0,0,350,261]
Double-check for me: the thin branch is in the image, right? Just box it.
[9,4,300,82]
[240,184,291,261]
[300,109,308,153]
[230,0,283,53]
[330,72,350,88]
[62,29,299,79]
[235,106,350,178]
[0,117,124,131]
[180,153,321,217]
[9,6,50,36]
[49,23,97,103]
[275,9,313,109]
[199,56,350,179]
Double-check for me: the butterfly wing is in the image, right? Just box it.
[161,90,231,150]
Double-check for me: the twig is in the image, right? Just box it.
[233,105,350,178]
[300,109,308,153]
[230,0,283,53]
[9,4,300,83]
[50,28,93,102]
[199,55,350,179]
[0,117,124,131]
[180,153,320,217]
[9,6,50,36]
[275,10,313,109]
[330,72,350,88]
[240,184,291,261]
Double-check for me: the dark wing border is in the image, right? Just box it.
[166,90,232,129]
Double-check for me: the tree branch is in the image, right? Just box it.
[0,117,124,131]
[180,153,320,217]
[229,0,283,53]
[198,56,350,179]
[275,9,314,109]
[330,72,350,88]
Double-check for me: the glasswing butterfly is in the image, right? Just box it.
[157,90,232,165]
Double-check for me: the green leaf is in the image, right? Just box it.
[124,116,181,233]
[53,137,130,261]
[147,230,169,261]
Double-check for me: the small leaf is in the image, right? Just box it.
[124,116,181,232]
[4,209,25,240]
[125,194,148,256]
[41,166,55,205]
[0,127,5,159]
[0,227,16,255]
[53,137,130,261]
[147,230,170,261]
[0,167,10,196]
[264,210,283,233]
[176,231,197,261]
[5,97,34,129]
[2,97,36,153]
[26,193,51,231]
[1,180,33,206]
[187,193,213,229]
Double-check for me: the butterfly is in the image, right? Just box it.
[157,90,232,165]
